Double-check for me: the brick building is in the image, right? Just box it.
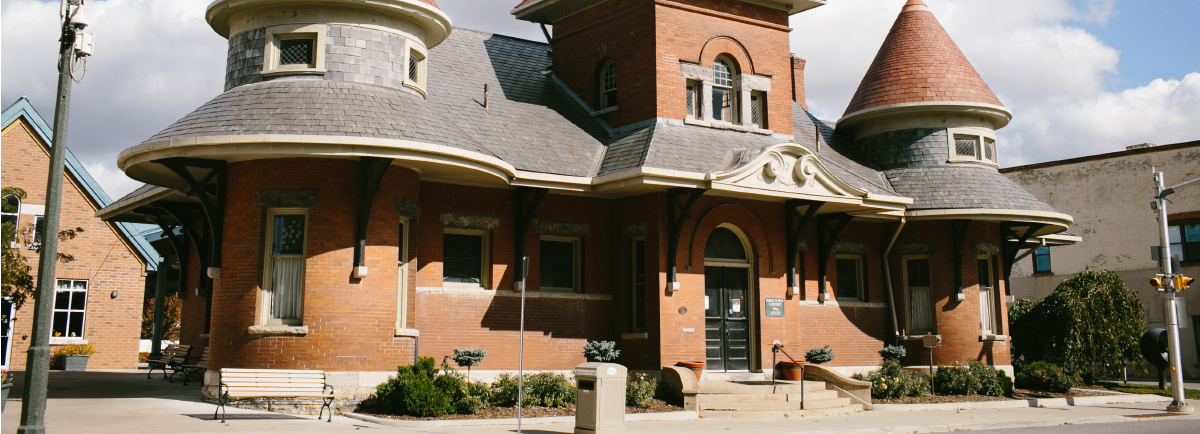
[97,0,1074,399]
[2,97,159,370]
[1003,141,1200,378]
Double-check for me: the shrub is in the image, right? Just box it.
[452,348,487,380]
[374,357,490,417]
[879,345,906,362]
[1015,361,1074,393]
[1009,269,1144,377]
[583,341,620,362]
[626,372,658,408]
[491,372,576,408]
[805,345,834,365]
[54,344,96,356]
[934,359,1011,397]
[854,360,929,399]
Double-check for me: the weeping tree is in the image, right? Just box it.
[1009,269,1144,377]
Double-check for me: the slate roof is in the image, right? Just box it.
[885,165,1057,212]
[844,0,1002,116]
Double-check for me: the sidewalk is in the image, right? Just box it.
[3,370,1198,433]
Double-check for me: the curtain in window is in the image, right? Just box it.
[271,257,305,321]
[910,288,933,332]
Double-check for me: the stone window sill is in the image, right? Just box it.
[590,106,619,117]
[979,334,1008,342]
[262,69,324,77]
[49,338,87,345]
[683,118,772,135]
[900,334,941,341]
[1032,271,1054,277]
[198,333,210,340]
[394,328,420,337]
[621,332,649,340]
[248,325,308,336]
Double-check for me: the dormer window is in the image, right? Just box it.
[601,62,617,109]
[712,59,736,123]
[948,131,999,165]
[262,24,326,77]
[404,47,428,96]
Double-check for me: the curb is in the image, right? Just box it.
[343,410,698,427]
[872,393,1172,412]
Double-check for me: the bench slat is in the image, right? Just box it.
[227,393,333,399]
[221,369,323,374]
[220,372,325,378]
[223,382,326,389]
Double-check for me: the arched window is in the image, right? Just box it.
[599,61,617,109]
[1,194,19,230]
[704,227,747,262]
[712,58,736,122]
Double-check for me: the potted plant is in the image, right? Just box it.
[2,369,11,413]
[451,348,487,381]
[583,340,620,362]
[776,359,806,381]
[55,344,97,371]
[674,361,705,380]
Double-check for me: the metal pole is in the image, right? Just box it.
[518,256,527,433]
[1155,171,1192,413]
[19,6,79,433]
[149,261,168,360]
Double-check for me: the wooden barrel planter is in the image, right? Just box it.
[674,361,705,380]
[777,360,806,381]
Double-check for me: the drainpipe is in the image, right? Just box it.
[883,218,906,344]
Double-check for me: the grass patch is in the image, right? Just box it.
[1098,382,1200,400]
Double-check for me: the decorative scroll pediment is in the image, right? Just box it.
[708,143,869,199]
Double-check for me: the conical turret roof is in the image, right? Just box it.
[843,0,1002,117]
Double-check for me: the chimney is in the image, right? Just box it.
[791,55,807,111]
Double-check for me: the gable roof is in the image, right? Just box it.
[2,97,161,270]
[843,0,1003,117]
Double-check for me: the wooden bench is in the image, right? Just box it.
[214,369,335,423]
[146,344,191,382]
[178,348,208,386]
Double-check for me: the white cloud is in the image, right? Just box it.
[83,162,143,202]
[788,0,1199,167]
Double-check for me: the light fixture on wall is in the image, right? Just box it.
[110,291,118,299]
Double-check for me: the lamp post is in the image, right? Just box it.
[18,1,92,433]
[1153,170,1198,414]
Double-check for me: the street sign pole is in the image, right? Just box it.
[1154,171,1193,413]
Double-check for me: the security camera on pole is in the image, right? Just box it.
[1150,168,1199,414]
[17,1,94,433]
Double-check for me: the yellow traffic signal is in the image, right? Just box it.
[1151,276,1165,288]
[1176,276,1194,290]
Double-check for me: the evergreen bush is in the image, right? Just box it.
[626,372,658,408]
[373,357,491,417]
[805,345,834,365]
[452,348,487,380]
[491,372,576,408]
[854,360,930,399]
[1015,361,1075,393]
[932,359,1012,397]
[583,341,620,362]
[879,345,906,362]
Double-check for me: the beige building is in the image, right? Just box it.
[1003,141,1200,378]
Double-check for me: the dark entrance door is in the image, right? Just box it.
[705,267,750,371]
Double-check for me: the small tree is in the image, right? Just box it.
[805,345,834,365]
[140,297,183,341]
[879,344,906,363]
[452,348,487,381]
[583,341,620,362]
[1009,269,1144,377]
[2,186,83,310]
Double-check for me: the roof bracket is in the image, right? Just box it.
[816,213,853,302]
[352,157,394,279]
[1000,222,1047,292]
[666,188,706,292]
[513,186,549,289]
[137,208,190,300]
[152,202,209,297]
[153,157,226,282]
[951,219,971,301]
[785,200,823,297]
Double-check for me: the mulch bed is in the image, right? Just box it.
[358,400,682,421]
[875,395,1012,404]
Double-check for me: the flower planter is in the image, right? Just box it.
[674,361,705,380]
[777,360,806,381]
[63,355,90,371]
[2,382,11,412]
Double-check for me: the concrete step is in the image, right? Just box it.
[700,404,864,419]
[797,397,852,409]
[700,396,851,411]
[696,389,842,405]
[785,390,840,401]
[698,380,826,394]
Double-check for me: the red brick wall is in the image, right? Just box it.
[550,0,794,134]
[2,119,147,369]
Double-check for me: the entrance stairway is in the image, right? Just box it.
[696,380,863,419]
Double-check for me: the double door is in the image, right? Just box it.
[705,267,750,372]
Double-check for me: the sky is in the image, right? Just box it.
[2,0,1198,199]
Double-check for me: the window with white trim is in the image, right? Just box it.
[950,132,999,165]
[405,49,427,94]
[396,219,410,332]
[1168,223,1200,262]
[1032,247,1051,273]
[52,279,88,339]
[905,256,935,334]
[261,24,326,77]
[750,91,765,129]
[263,210,307,325]
[30,215,44,250]
[540,236,581,292]
[686,80,700,119]
[1,195,18,248]
[443,229,490,288]
[630,237,646,331]
[978,256,1000,334]
[711,59,737,123]
[835,254,864,301]
[599,61,617,110]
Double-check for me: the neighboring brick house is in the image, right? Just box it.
[2,97,159,370]
[97,0,1074,400]
[1003,141,1200,378]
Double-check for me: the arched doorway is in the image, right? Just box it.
[704,225,753,372]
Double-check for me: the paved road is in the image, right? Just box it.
[980,418,1200,433]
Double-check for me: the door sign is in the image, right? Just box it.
[765,298,784,317]
[730,298,742,314]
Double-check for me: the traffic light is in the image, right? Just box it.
[1151,276,1165,289]
[1176,275,1194,290]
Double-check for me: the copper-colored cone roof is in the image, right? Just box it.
[843,1,1002,117]
[417,0,440,9]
